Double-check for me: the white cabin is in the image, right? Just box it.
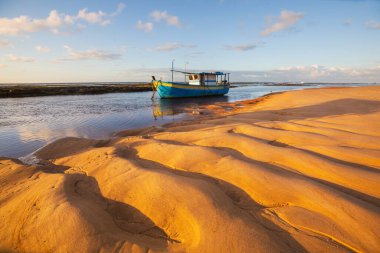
[187,72,227,86]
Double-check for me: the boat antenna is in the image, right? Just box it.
[185,61,189,83]
[171,59,175,83]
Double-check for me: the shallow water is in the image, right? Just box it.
[0,84,371,158]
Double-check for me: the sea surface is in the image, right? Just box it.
[0,83,374,158]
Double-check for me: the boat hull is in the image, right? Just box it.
[154,81,229,98]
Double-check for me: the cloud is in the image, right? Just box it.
[7,54,35,62]
[59,45,121,61]
[0,10,64,35]
[233,64,380,82]
[276,64,333,78]
[117,65,380,83]
[0,63,6,68]
[366,20,380,30]
[35,45,50,52]
[0,39,11,47]
[224,43,259,52]
[136,9,180,33]
[151,42,196,52]
[150,10,180,27]
[110,3,126,17]
[76,9,110,26]
[136,20,153,32]
[261,10,304,36]
[0,3,125,36]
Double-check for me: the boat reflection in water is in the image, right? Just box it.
[152,96,229,119]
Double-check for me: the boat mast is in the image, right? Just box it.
[185,61,189,83]
[171,59,175,83]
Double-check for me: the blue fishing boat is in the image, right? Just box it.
[151,70,230,99]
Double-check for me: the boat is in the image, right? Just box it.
[151,70,230,99]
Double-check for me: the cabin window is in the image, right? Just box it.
[193,74,199,80]
[189,75,193,80]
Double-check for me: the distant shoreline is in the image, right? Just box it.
[0,83,152,98]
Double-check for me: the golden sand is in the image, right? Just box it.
[1,86,380,252]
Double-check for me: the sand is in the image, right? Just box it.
[1,86,380,253]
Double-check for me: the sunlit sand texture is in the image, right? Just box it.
[1,86,380,253]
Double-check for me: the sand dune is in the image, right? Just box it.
[1,86,380,252]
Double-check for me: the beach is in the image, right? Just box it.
[1,85,380,252]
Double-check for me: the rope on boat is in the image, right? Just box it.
[151,79,161,100]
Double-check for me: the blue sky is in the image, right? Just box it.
[0,0,379,83]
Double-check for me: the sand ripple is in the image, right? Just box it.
[1,86,380,252]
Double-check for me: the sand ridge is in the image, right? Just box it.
[1,86,380,252]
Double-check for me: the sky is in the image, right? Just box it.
[0,0,379,83]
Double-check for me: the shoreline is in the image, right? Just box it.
[0,83,152,98]
[1,85,380,252]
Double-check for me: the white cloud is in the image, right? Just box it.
[0,39,11,47]
[7,54,35,62]
[59,45,121,61]
[150,10,180,27]
[0,3,125,36]
[116,65,380,83]
[366,20,380,30]
[35,45,50,53]
[77,8,110,26]
[233,64,380,82]
[0,10,64,35]
[261,10,304,36]
[54,64,375,83]
[136,20,153,32]
[277,64,331,78]
[224,43,258,52]
[111,3,126,17]
[151,42,196,51]
[0,63,6,68]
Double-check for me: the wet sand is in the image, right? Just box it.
[1,86,380,252]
